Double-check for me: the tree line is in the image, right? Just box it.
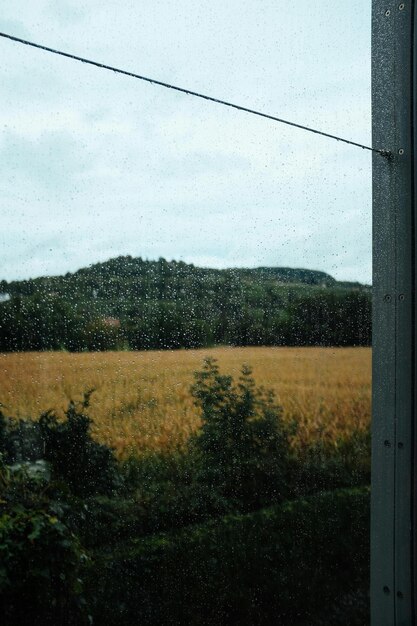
[0,256,371,351]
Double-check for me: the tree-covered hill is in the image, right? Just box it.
[0,256,371,351]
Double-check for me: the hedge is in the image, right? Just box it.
[88,486,370,625]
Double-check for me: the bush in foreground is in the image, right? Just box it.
[0,457,89,626]
[190,357,296,511]
[0,391,119,498]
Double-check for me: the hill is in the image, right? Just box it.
[0,256,371,351]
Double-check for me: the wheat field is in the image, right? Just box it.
[0,347,371,458]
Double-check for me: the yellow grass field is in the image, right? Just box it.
[0,347,371,459]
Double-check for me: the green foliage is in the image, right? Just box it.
[119,449,217,529]
[71,451,201,550]
[0,411,44,464]
[88,487,370,626]
[0,255,371,351]
[0,392,119,497]
[190,357,295,510]
[0,457,89,625]
[38,391,119,497]
[294,428,371,496]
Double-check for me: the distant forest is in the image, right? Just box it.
[0,256,371,351]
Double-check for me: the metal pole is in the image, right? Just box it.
[371,1,415,624]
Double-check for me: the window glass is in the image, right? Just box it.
[0,2,371,624]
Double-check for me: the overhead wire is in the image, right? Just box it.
[0,31,390,157]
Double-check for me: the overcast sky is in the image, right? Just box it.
[0,1,372,283]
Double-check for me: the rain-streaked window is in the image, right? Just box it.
[0,2,372,624]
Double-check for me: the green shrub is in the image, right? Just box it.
[0,392,119,497]
[38,391,119,497]
[0,458,89,625]
[190,357,296,510]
